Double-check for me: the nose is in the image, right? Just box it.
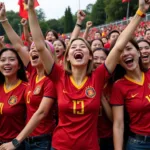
[4,59,10,64]
[121,49,128,57]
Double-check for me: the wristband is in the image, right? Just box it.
[0,18,8,23]
[136,9,146,18]
[76,23,82,28]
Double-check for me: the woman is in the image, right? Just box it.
[0,3,56,150]
[0,48,27,150]
[53,39,66,66]
[93,48,113,150]
[91,39,104,52]
[137,39,150,69]
[110,38,150,150]
[45,30,58,43]
[27,0,149,149]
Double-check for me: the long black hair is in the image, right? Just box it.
[0,48,28,84]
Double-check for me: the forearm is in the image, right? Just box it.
[28,8,45,51]
[83,28,90,40]
[16,111,46,143]
[101,99,113,121]
[70,19,82,42]
[2,20,24,51]
[115,13,142,51]
[23,25,31,42]
[113,124,124,150]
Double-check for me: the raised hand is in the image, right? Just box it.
[76,10,86,24]
[20,18,28,26]
[0,2,6,20]
[139,0,150,13]
[86,21,92,29]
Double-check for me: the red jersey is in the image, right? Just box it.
[98,83,113,138]
[104,42,110,49]
[0,80,27,141]
[110,71,150,135]
[48,63,110,150]
[25,63,57,137]
[57,55,64,67]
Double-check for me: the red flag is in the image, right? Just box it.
[18,0,39,19]
[122,0,130,3]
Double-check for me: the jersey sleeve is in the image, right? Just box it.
[26,62,36,79]
[43,78,57,100]
[94,63,111,88]
[110,81,124,106]
[47,63,64,83]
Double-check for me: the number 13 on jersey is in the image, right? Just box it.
[73,100,84,115]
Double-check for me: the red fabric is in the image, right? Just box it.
[97,83,113,138]
[110,71,150,135]
[0,81,27,141]
[122,0,130,3]
[48,63,110,150]
[25,63,57,136]
[18,0,39,19]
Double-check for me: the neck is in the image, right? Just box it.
[143,63,150,70]
[71,65,87,85]
[126,67,143,82]
[5,75,19,88]
[36,66,45,79]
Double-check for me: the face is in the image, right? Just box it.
[145,30,150,42]
[91,40,103,51]
[29,44,42,67]
[67,40,92,67]
[138,41,150,65]
[65,39,70,47]
[0,50,20,78]
[109,32,119,44]
[46,31,56,42]
[93,50,107,69]
[53,40,65,58]
[119,42,140,71]
[94,33,101,40]
[102,37,108,44]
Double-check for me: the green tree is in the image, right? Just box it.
[64,6,74,33]
[104,0,138,23]
[91,0,106,26]
[36,8,46,22]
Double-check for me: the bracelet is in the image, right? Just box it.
[76,23,82,28]
[0,18,8,23]
[136,9,146,18]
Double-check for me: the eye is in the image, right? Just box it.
[0,59,5,62]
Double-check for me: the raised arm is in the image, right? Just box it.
[83,21,92,40]
[28,0,54,74]
[70,10,86,42]
[20,18,32,46]
[105,0,150,73]
[0,3,29,67]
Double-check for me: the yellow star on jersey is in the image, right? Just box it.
[23,2,28,10]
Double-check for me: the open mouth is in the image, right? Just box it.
[3,66,12,72]
[124,58,133,65]
[141,55,148,59]
[32,55,39,60]
[55,49,60,53]
[74,53,83,60]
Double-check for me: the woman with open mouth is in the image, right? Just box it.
[0,2,57,150]
[137,39,150,69]
[26,0,150,149]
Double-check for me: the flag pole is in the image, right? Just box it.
[126,1,130,19]
[79,0,80,10]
